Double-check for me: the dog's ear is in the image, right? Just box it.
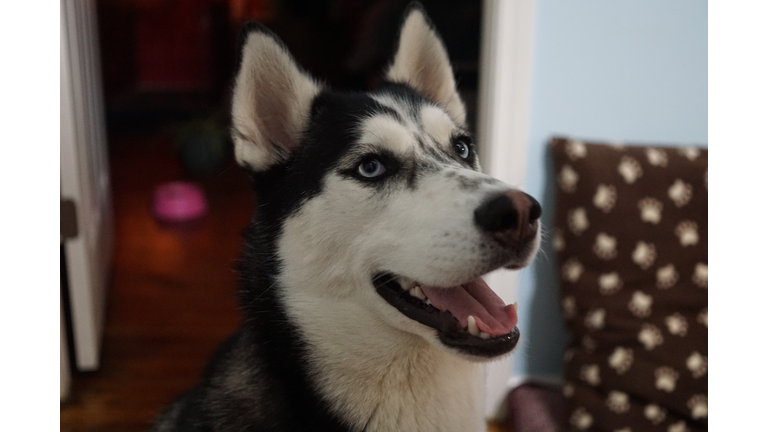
[386,4,467,126]
[231,23,322,171]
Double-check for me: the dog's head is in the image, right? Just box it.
[232,4,541,360]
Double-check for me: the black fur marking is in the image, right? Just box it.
[374,82,481,171]
[376,81,431,124]
[375,105,407,126]
[339,148,403,188]
[413,136,450,165]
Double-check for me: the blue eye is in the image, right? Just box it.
[358,158,386,178]
[453,138,472,159]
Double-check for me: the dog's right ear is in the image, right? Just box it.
[231,23,322,171]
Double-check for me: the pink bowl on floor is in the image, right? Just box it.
[153,182,208,222]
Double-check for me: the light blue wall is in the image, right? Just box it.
[512,0,707,382]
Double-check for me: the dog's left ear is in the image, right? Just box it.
[231,23,322,171]
[386,4,467,126]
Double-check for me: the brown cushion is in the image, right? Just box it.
[507,383,567,432]
[549,137,707,431]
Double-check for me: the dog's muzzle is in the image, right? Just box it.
[373,189,541,358]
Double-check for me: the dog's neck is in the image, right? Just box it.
[280,290,487,432]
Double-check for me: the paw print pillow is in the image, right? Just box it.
[550,137,707,431]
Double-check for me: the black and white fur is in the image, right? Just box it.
[152,4,541,431]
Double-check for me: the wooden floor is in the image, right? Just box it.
[59,133,509,432]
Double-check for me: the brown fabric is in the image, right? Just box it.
[549,137,707,432]
[507,383,567,432]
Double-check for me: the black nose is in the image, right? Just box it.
[474,191,540,245]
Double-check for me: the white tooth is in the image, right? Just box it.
[425,299,432,306]
[467,316,480,336]
[410,285,426,300]
[479,332,491,340]
[513,302,519,312]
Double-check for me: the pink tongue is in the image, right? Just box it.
[420,277,518,336]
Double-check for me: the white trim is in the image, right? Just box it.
[60,0,113,370]
[477,0,536,420]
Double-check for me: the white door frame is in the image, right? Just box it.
[60,0,114,371]
[477,0,536,420]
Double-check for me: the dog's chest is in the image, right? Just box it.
[365,368,486,432]
[311,345,486,432]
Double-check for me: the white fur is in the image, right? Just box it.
[231,31,322,170]
[358,115,415,155]
[420,105,457,149]
[274,98,536,430]
[386,9,467,126]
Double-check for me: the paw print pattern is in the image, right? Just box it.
[644,404,666,425]
[608,347,634,374]
[599,272,623,295]
[584,309,606,331]
[638,197,663,224]
[562,381,575,398]
[593,232,618,260]
[654,366,679,392]
[665,313,689,336]
[570,407,594,430]
[566,140,588,160]
[697,308,708,328]
[562,296,577,319]
[552,228,565,252]
[679,146,701,161]
[692,262,708,288]
[618,156,643,184]
[688,395,707,420]
[632,241,656,269]
[629,291,653,318]
[675,221,699,246]
[606,391,630,413]
[593,184,617,212]
[562,258,584,283]
[668,421,689,432]
[559,165,579,193]
[668,179,693,207]
[580,364,601,386]
[646,148,668,167]
[686,351,708,378]
[656,264,679,289]
[638,323,664,350]
[568,207,589,235]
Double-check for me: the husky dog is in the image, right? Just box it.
[152,4,540,431]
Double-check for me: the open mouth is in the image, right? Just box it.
[373,272,520,358]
